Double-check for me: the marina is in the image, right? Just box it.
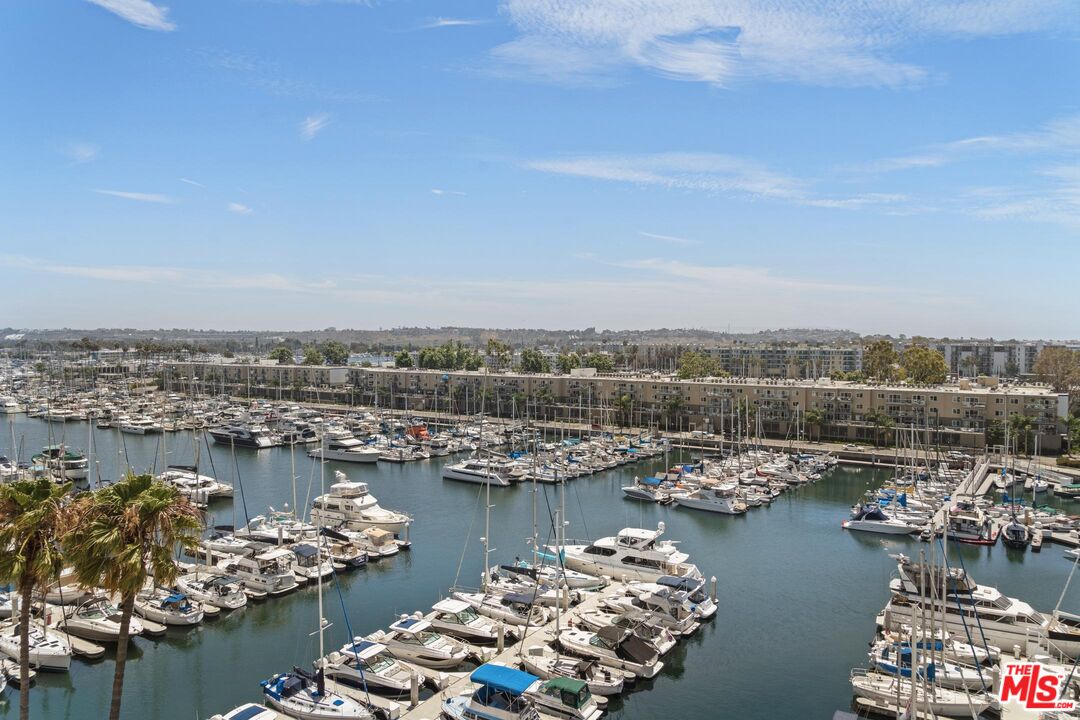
[3,409,1080,718]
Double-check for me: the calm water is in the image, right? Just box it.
[3,415,1079,719]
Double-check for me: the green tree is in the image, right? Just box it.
[0,479,70,720]
[556,352,581,374]
[960,354,979,377]
[1008,412,1036,455]
[1034,347,1080,393]
[677,351,726,379]
[901,345,948,385]
[662,396,686,431]
[321,340,350,365]
[394,350,413,368]
[582,352,614,374]
[803,408,824,442]
[486,339,512,371]
[519,348,550,374]
[614,394,634,428]
[864,340,900,381]
[985,419,1005,447]
[302,345,325,366]
[65,474,203,720]
[268,345,295,364]
[865,409,895,447]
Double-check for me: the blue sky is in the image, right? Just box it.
[1,0,1078,338]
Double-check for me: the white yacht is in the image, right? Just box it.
[442,458,512,487]
[555,626,662,679]
[426,598,511,644]
[364,616,469,669]
[308,430,381,463]
[217,548,299,597]
[30,446,89,482]
[452,589,550,628]
[518,645,625,696]
[290,542,335,581]
[134,588,204,626]
[557,523,701,583]
[310,474,411,535]
[0,397,22,414]
[59,597,144,642]
[850,669,992,716]
[0,622,72,671]
[323,639,437,697]
[157,465,233,500]
[673,484,747,515]
[209,424,275,449]
[441,664,542,720]
[119,416,162,434]
[175,574,248,610]
[842,503,920,535]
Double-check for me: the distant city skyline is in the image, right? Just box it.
[2,0,1078,336]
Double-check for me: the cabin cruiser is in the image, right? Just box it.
[842,504,920,535]
[30,445,88,481]
[134,588,204,626]
[261,667,374,720]
[308,430,381,463]
[575,608,678,656]
[59,597,144,642]
[278,421,319,446]
[176,574,248,610]
[217,548,299,597]
[452,589,551,628]
[621,476,677,504]
[601,587,699,637]
[323,639,438,697]
[556,625,663,679]
[557,523,701,583]
[850,669,992,717]
[502,560,607,591]
[291,543,335,581]
[673,484,747,515]
[365,616,470,669]
[427,598,513,645]
[158,465,233,500]
[235,510,315,545]
[442,458,512,487]
[884,554,1080,659]
[944,499,999,546]
[40,567,96,606]
[209,424,275,449]
[200,530,255,558]
[442,664,542,720]
[454,664,604,720]
[518,645,626,696]
[379,444,430,463]
[0,396,22,414]
[310,475,411,535]
[318,532,368,569]
[0,622,72,671]
[329,526,400,558]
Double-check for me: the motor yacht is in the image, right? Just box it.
[555,625,662,679]
[209,424,275,449]
[158,465,233,500]
[217,548,299,597]
[365,616,469,669]
[673,484,747,515]
[842,504,920,535]
[441,664,542,720]
[323,639,437,697]
[59,597,144,642]
[134,588,204,626]
[442,458,512,487]
[310,475,411,535]
[557,523,701,583]
[175,573,248,610]
[308,430,381,463]
[427,598,512,645]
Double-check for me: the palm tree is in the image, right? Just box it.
[866,410,894,447]
[0,478,71,720]
[662,396,686,432]
[64,474,202,720]
[1008,413,1035,455]
[803,409,824,442]
[614,394,633,428]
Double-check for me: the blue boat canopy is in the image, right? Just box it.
[641,476,663,486]
[470,664,538,696]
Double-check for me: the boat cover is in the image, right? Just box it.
[470,664,538,696]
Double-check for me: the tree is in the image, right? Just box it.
[1034,347,1080,393]
[556,352,581,374]
[1008,412,1036,455]
[519,348,550,374]
[301,345,325,366]
[865,409,895,447]
[803,408,824,442]
[582,352,614,374]
[394,350,413,368]
[901,345,948,385]
[321,340,349,366]
[985,419,1005,447]
[65,474,202,720]
[268,345,295,365]
[0,479,70,720]
[486,339,512,371]
[676,351,726,379]
[662,396,686,431]
[864,340,900,381]
[614,394,634,428]
[960,354,979,377]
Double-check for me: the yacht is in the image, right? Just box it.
[30,446,89,481]
[557,523,701,583]
[673,484,747,515]
[209,424,275,449]
[310,474,411,535]
[427,598,513,645]
[452,589,550,628]
[119,416,162,434]
[518,645,625,696]
[59,597,144,642]
[0,622,72,671]
[442,458,512,487]
[884,554,1080,659]
[442,664,542,720]
[0,396,22,414]
[158,465,233,500]
[261,668,374,720]
[555,625,663,679]
[308,430,381,463]
[850,669,992,716]
[175,574,248,610]
[842,504,920,535]
[365,616,469,669]
[575,608,677,656]
[323,639,436,697]
[621,476,677,504]
[217,548,299,597]
[134,588,204,626]
[944,499,999,546]
[235,511,314,545]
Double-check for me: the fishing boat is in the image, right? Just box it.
[944,499,999,546]
[556,523,701,583]
[441,458,512,486]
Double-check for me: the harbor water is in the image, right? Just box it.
[3,415,1078,719]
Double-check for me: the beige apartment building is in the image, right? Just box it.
[166,362,1070,452]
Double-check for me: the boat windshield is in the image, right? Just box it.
[364,656,394,673]
[418,631,443,646]
[455,607,479,623]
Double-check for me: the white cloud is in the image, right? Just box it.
[63,143,100,164]
[179,177,204,187]
[422,17,486,28]
[495,0,1072,87]
[86,0,175,31]
[639,231,699,246]
[431,188,467,196]
[300,113,331,141]
[228,202,254,215]
[94,189,175,204]
[618,257,883,294]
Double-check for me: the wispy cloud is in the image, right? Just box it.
[62,142,100,164]
[198,49,380,103]
[422,17,486,29]
[86,0,175,31]
[179,177,204,187]
[300,113,331,141]
[495,0,1073,88]
[228,202,254,215]
[94,189,176,204]
[639,231,699,246]
[431,188,467,196]
[619,257,884,294]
